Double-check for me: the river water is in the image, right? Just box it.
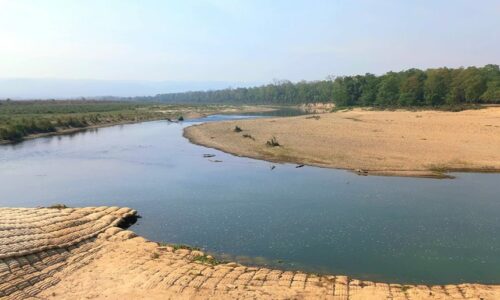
[0,111,499,284]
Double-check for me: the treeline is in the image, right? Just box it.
[149,80,335,105]
[331,64,500,107]
[145,65,500,106]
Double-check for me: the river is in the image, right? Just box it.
[0,110,499,285]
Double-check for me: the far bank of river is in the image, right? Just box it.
[0,104,277,145]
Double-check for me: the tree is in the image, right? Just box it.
[479,64,500,103]
[424,68,451,106]
[146,64,498,106]
[359,73,379,106]
[462,67,487,103]
[399,69,426,106]
[332,77,350,106]
[481,80,500,103]
[376,73,400,106]
[481,64,500,81]
[317,80,334,103]
[446,68,467,105]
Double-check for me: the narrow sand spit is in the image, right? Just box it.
[1,207,500,299]
[184,107,500,178]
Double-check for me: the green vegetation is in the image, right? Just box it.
[2,65,497,141]
[157,243,223,265]
[158,243,202,251]
[0,100,164,142]
[0,100,240,142]
[144,65,500,106]
[192,254,221,265]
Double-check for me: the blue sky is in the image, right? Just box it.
[0,0,499,97]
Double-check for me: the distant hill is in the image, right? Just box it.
[0,79,258,100]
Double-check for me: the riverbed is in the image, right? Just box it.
[0,112,499,285]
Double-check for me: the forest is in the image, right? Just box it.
[145,65,500,106]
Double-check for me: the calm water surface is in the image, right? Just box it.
[0,112,499,285]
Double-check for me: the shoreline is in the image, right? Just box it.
[185,127,500,178]
[0,118,162,145]
[183,107,500,179]
[3,206,500,299]
[0,105,277,146]
[183,126,455,179]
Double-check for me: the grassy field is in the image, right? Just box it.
[0,100,263,143]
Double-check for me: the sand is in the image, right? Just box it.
[1,206,500,299]
[184,107,500,178]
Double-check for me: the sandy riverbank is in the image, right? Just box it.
[2,206,500,299]
[184,107,500,178]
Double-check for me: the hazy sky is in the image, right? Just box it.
[1,0,499,84]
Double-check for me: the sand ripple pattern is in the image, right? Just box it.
[1,207,499,299]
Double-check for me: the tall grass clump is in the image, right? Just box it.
[266,136,280,147]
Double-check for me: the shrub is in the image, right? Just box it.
[169,244,201,251]
[46,204,68,209]
[242,134,255,140]
[0,127,24,141]
[192,254,221,265]
[266,136,280,147]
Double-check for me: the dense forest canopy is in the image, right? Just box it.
[140,65,500,106]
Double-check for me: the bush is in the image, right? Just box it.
[0,127,24,141]
[0,118,58,141]
[266,136,280,147]
[66,117,88,128]
[242,133,255,140]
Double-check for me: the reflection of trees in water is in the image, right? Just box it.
[60,127,100,141]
